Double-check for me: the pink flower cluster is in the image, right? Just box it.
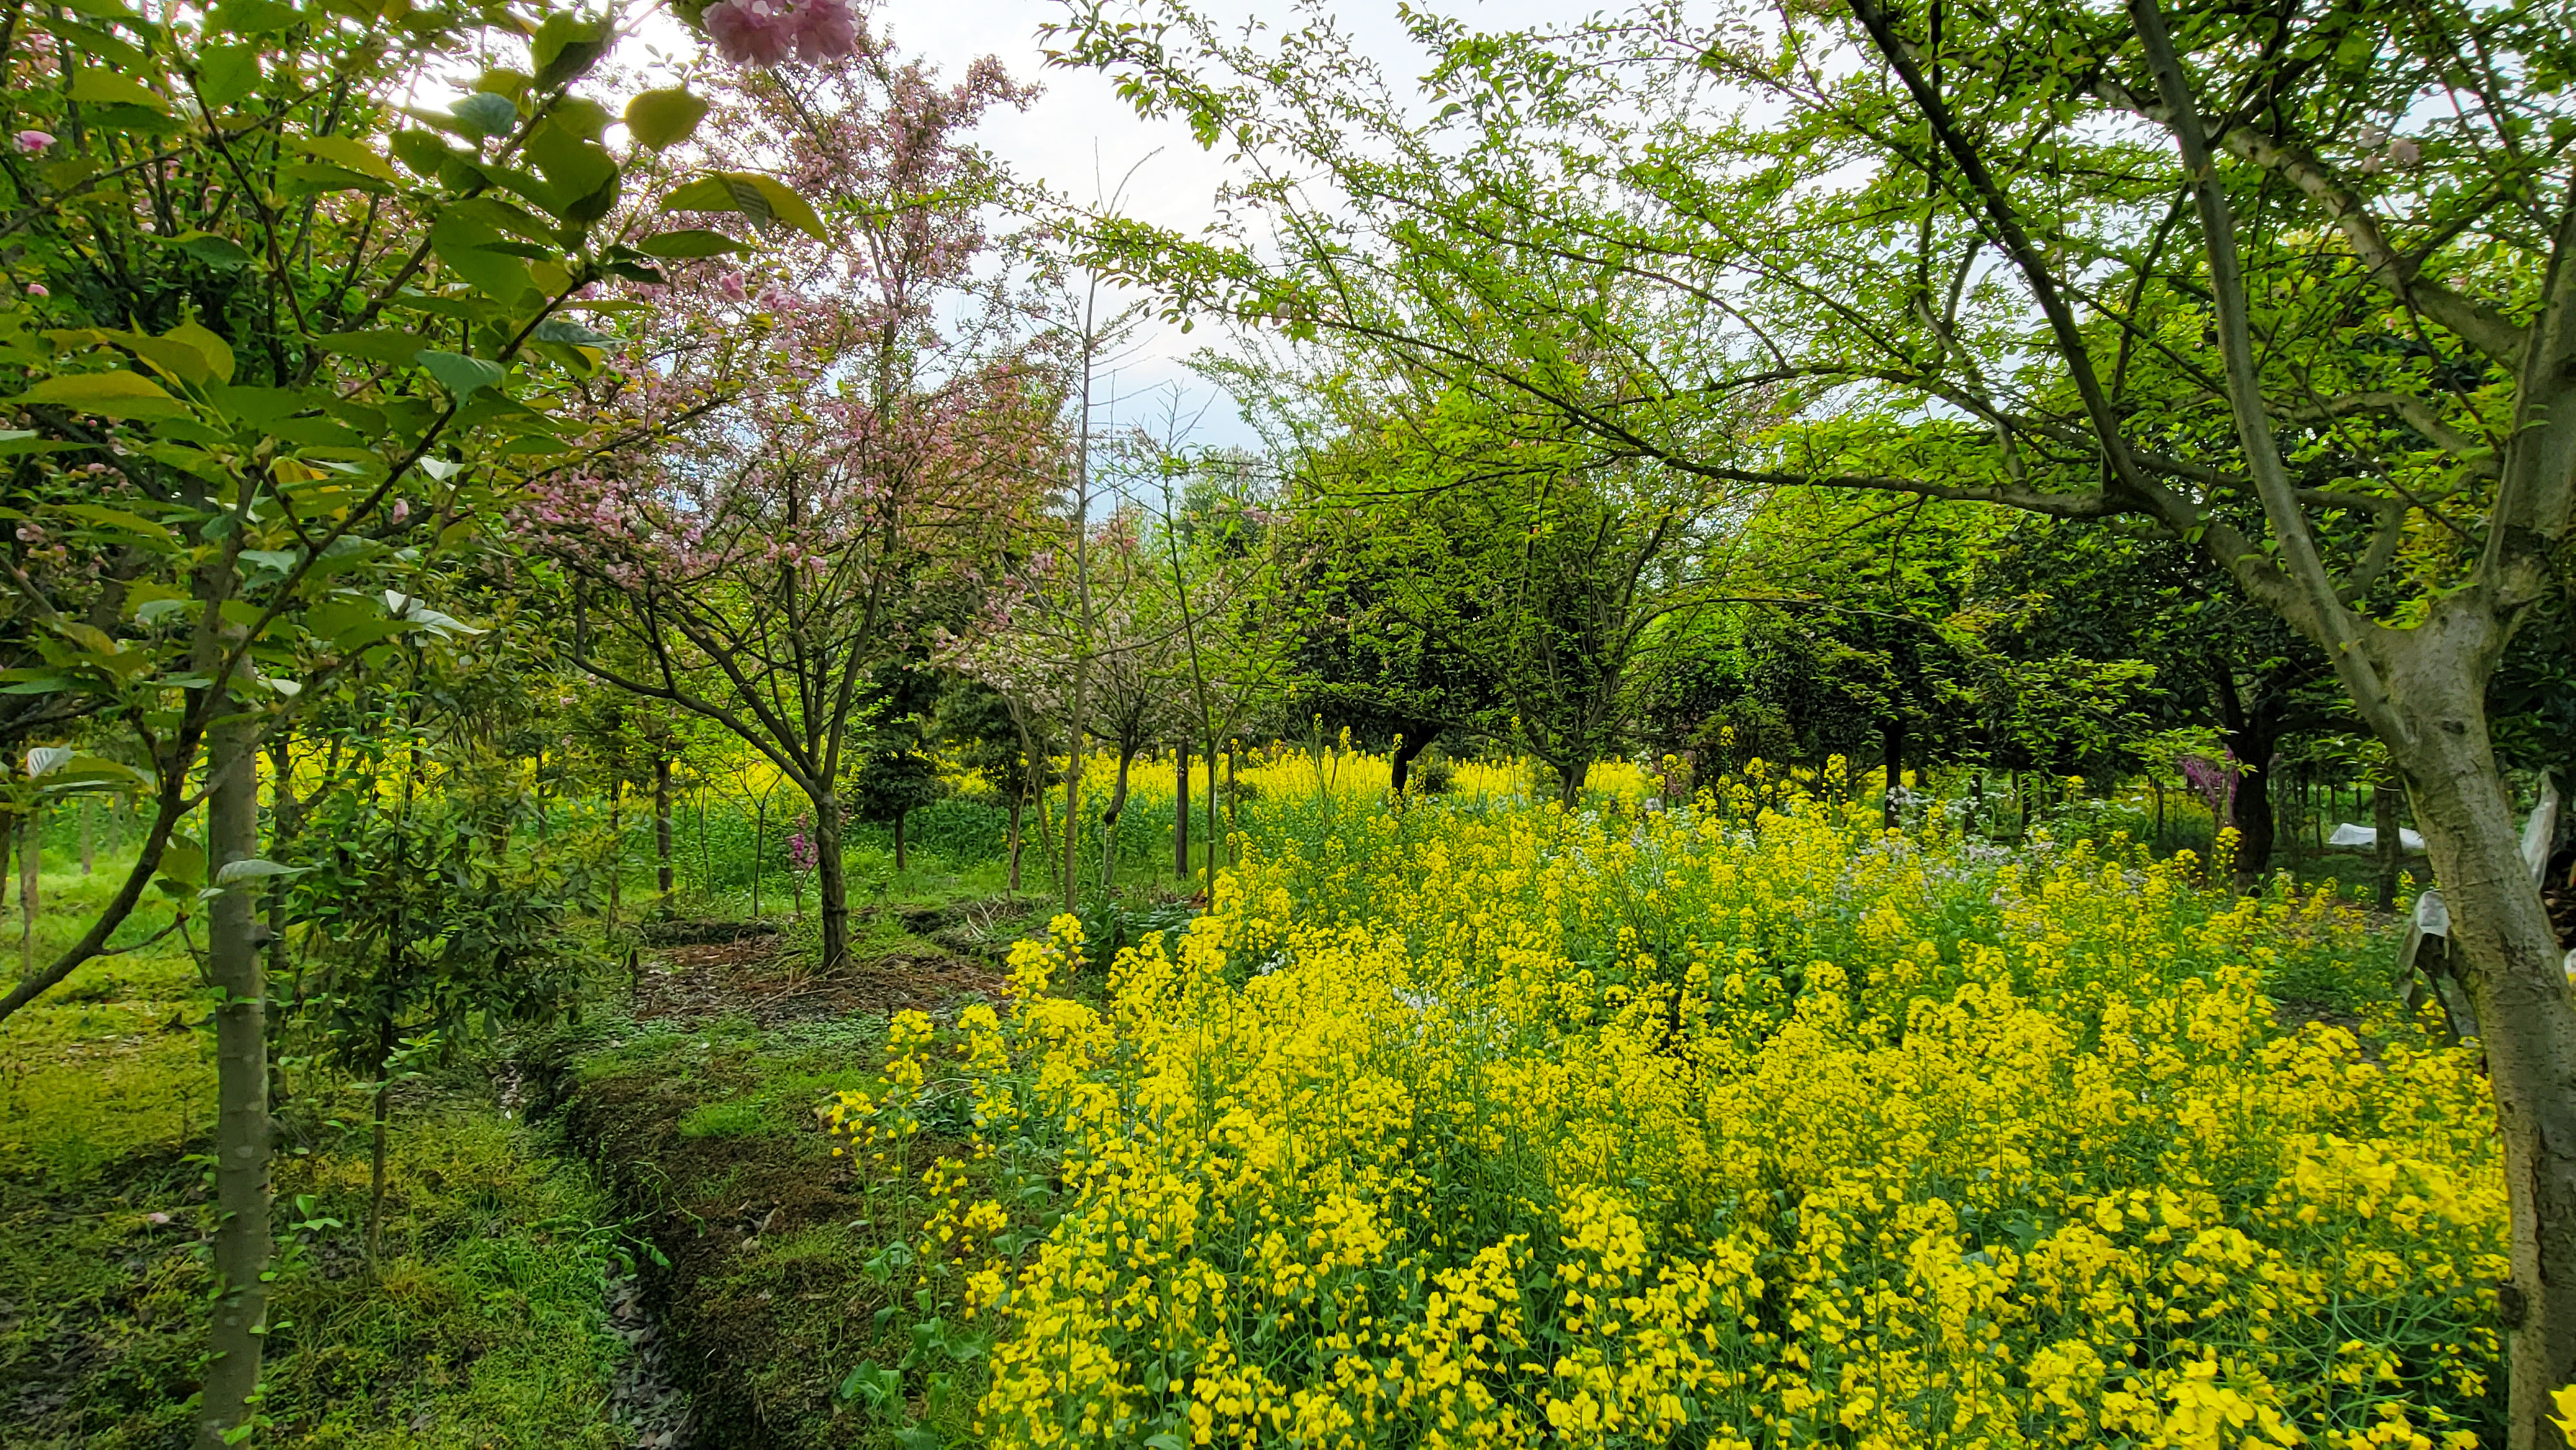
[703,0,857,67]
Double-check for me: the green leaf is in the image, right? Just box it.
[413,350,506,398]
[662,173,828,241]
[68,69,167,112]
[451,91,519,140]
[525,120,619,222]
[729,174,827,242]
[117,335,205,386]
[5,371,188,420]
[531,12,610,89]
[625,88,709,151]
[451,195,559,247]
[310,329,433,368]
[166,320,234,383]
[428,208,536,304]
[159,231,255,270]
[285,134,397,183]
[388,129,453,176]
[214,856,306,887]
[194,44,261,109]
[531,318,614,347]
[200,382,303,429]
[158,835,205,889]
[638,228,750,259]
[279,161,390,196]
[551,97,612,142]
[50,19,145,70]
[53,503,175,542]
[209,0,299,33]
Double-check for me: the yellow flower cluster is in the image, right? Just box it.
[838,781,2504,1447]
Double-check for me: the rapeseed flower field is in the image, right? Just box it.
[829,765,2501,1449]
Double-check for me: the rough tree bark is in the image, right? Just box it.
[198,707,269,1450]
[2211,659,2282,890]
[2374,770,2401,912]
[1880,716,1905,829]
[1099,742,1138,887]
[2375,608,2576,1450]
[1174,742,1189,880]
[1388,728,1436,799]
[811,789,850,970]
[654,755,674,906]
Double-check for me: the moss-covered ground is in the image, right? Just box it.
[3,840,1133,1449]
[3,866,631,1449]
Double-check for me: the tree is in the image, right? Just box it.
[933,676,1057,896]
[845,659,945,873]
[1975,519,2346,881]
[537,42,1051,970]
[1269,384,1749,805]
[1053,0,2576,1433]
[0,0,774,1433]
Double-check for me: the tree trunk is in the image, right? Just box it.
[1006,793,1023,898]
[2381,633,2576,1450]
[263,734,301,1115]
[1061,703,1088,912]
[366,1021,395,1261]
[1101,744,1137,887]
[812,791,849,971]
[654,755,674,907]
[2279,764,2304,881]
[1203,730,1222,898]
[606,776,623,931]
[2152,777,2166,852]
[1881,716,1905,829]
[1389,730,1435,799]
[1175,743,1189,880]
[752,795,767,920]
[2227,745,2277,892]
[197,710,269,1450]
[2374,772,2401,911]
[18,807,37,974]
[1555,757,1587,810]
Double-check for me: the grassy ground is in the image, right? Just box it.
[527,874,1125,1450]
[1,865,631,1449]
[1,836,1149,1449]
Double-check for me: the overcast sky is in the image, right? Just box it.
[853,0,1567,453]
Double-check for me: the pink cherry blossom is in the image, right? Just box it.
[715,270,749,303]
[22,283,46,298]
[15,130,52,153]
[705,0,797,66]
[2384,137,2421,167]
[793,0,858,61]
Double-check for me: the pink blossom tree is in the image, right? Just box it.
[530,30,1055,971]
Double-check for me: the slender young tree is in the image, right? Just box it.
[538,43,1052,969]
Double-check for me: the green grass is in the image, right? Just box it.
[0,856,632,1449]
